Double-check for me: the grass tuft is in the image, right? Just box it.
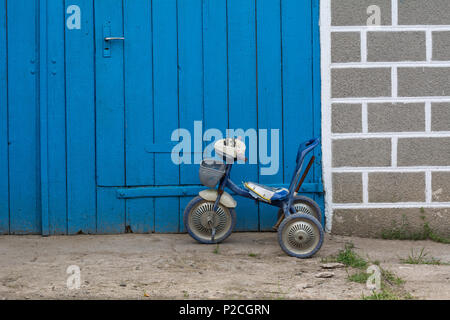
[381,214,450,244]
[400,247,447,265]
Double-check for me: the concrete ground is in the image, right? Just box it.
[0,233,449,300]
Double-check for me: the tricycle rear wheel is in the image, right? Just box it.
[277,195,323,227]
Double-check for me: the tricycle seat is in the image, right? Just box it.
[244,182,289,203]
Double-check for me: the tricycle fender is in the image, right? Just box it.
[199,189,237,208]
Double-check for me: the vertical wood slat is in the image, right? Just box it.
[97,187,125,234]
[227,0,258,231]
[95,0,125,187]
[124,0,154,187]
[8,0,40,234]
[95,0,126,233]
[178,0,203,185]
[65,0,96,234]
[203,0,228,135]
[46,0,67,234]
[40,0,50,235]
[153,0,180,232]
[123,0,154,233]
[256,0,284,231]
[0,0,8,234]
[281,0,313,185]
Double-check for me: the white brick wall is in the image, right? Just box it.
[321,0,450,236]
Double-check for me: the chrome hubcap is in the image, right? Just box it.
[189,202,232,241]
[282,218,320,255]
[294,203,316,218]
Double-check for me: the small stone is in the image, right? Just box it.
[303,283,314,289]
[320,263,345,269]
[315,272,334,278]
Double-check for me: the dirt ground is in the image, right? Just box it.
[0,233,449,300]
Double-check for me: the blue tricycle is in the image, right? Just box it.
[183,137,324,258]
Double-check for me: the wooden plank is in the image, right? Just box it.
[40,0,50,236]
[0,0,8,234]
[124,0,154,186]
[281,0,313,185]
[256,0,284,231]
[203,0,228,136]
[7,0,40,234]
[126,198,154,233]
[97,187,125,234]
[47,0,67,234]
[227,0,259,231]
[153,0,180,232]
[153,0,179,186]
[155,197,179,233]
[178,0,203,184]
[65,0,96,234]
[95,0,125,186]
[179,196,191,233]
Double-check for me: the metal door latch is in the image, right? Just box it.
[103,23,124,58]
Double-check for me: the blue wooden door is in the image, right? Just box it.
[92,0,322,234]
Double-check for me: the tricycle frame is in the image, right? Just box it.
[211,138,321,221]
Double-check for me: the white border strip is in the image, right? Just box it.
[425,101,432,132]
[331,26,450,31]
[426,170,432,203]
[332,167,450,172]
[332,97,450,103]
[320,0,332,232]
[334,203,450,209]
[362,172,369,204]
[426,29,433,62]
[392,0,398,27]
[331,62,450,67]
[332,132,450,138]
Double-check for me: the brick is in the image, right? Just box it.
[398,138,450,166]
[332,208,450,238]
[367,32,426,62]
[368,103,425,132]
[332,104,362,133]
[432,31,450,61]
[331,0,392,26]
[332,139,391,167]
[398,68,450,97]
[432,172,450,202]
[331,32,361,63]
[332,68,391,98]
[431,103,450,131]
[368,172,425,202]
[399,0,450,25]
[332,173,363,203]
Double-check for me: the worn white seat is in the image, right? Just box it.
[244,182,289,203]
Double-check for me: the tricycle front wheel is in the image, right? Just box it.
[184,196,236,244]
